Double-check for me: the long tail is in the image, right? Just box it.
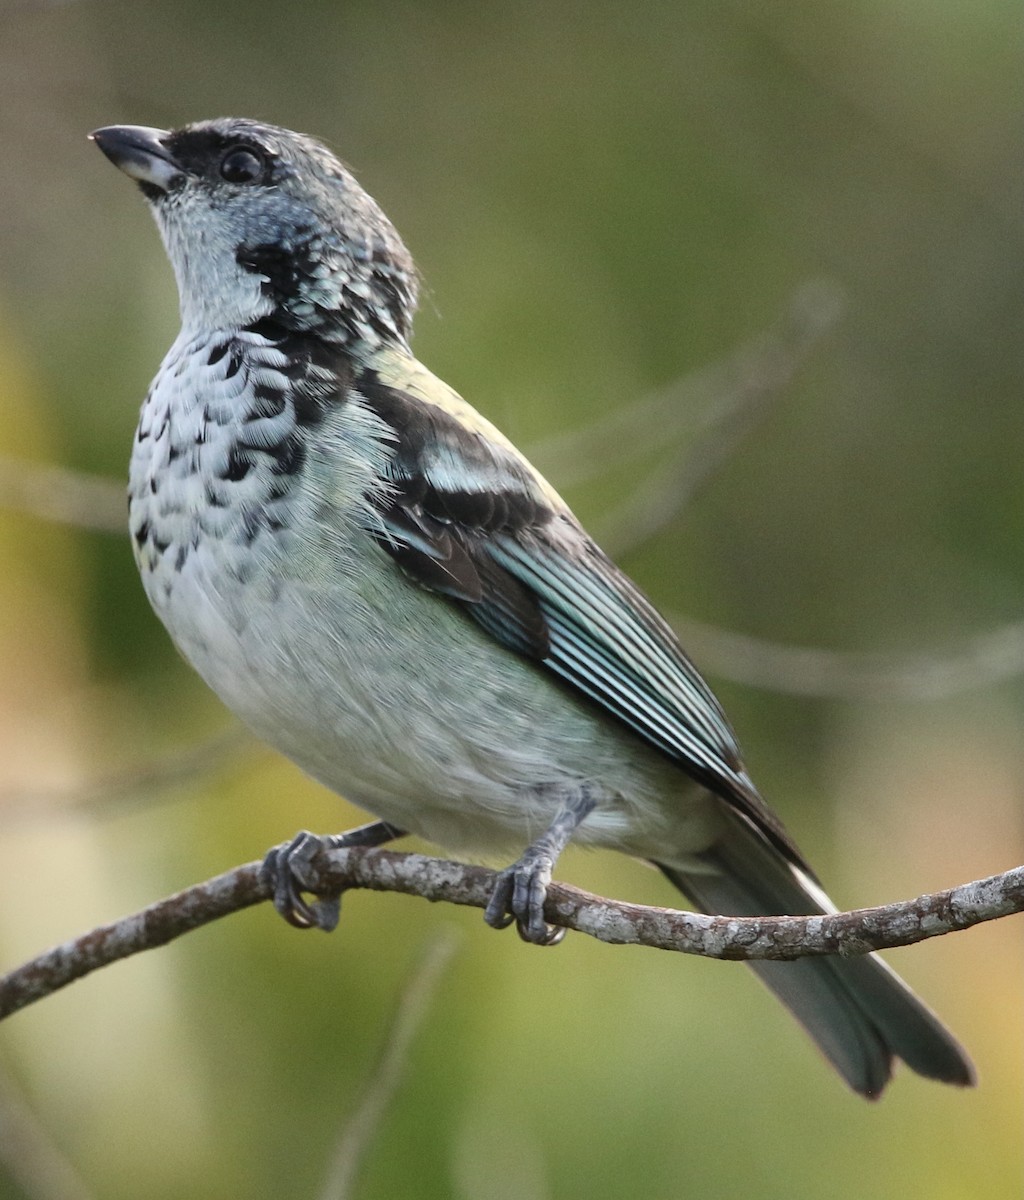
[656,816,975,1098]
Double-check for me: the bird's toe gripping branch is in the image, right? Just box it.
[483,788,596,946]
[484,850,564,945]
[261,797,595,946]
[261,820,406,932]
[262,831,342,932]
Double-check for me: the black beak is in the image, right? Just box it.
[90,125,184,195]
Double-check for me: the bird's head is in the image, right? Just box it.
[91,118,417,345]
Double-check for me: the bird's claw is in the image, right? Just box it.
[484,852,565,946]
[261,831,342,932]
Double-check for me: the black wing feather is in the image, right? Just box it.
[360,371,551,657]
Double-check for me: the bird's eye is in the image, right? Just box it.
[219,147,265,184]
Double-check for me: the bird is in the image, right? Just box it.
[91,117,973,1098]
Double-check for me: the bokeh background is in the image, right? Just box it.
[0,2,1022,1197]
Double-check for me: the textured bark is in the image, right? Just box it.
[0,845,1019,1020]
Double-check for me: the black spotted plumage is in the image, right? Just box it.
[246,385,287,420]
[220,448,253,482]
[237,239,318,314]
[204,324,351,503]
[243,318,349,430]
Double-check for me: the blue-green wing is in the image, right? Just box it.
[356,368,803,862]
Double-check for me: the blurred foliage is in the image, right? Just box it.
[0,1,1021,1197]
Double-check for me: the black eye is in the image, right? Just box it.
[219,146,265,184]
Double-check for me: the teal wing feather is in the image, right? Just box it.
[355,366,806,865]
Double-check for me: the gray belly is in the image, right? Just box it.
[146,527,717,860]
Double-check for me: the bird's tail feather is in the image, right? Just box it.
[656,818,975,1097]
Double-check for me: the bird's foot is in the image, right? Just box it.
[262,831,342,932]
[484,847,565,946]
[261,821,406,932]
[483,788,595,946]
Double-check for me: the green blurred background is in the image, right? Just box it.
[0,2,1021,1197]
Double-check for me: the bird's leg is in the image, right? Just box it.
[484,787,595,946]
[262,821,407,932]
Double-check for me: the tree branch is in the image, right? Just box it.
[0,846,1019,1022]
